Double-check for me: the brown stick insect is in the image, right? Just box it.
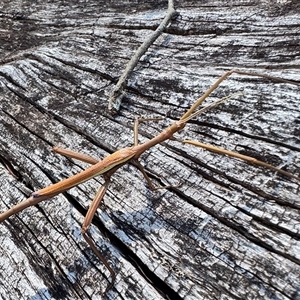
[0,70,299,295]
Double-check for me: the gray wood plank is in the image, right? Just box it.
[0,1,299,299]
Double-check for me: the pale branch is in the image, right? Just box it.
[108,0,178,113]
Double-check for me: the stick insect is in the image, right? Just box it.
[0,70,299,295]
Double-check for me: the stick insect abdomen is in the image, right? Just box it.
[33,147,136,198]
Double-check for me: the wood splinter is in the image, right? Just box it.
[108,0,178,113]
[0,70,299,295]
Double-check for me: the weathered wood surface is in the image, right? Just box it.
[0,1,300,299]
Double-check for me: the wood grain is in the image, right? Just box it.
[0,1,299,299]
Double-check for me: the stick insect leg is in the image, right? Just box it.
[133,119,181,189]
[180,70,300,122]
[183,140,300,182]
[176,70,299,182]
[81,176,116,295]
[53,147,99,165]
[133,118,163,146]
[134,159,180,190]
[232,70,300,86]
[83,232,115,296]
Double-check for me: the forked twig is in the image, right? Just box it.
[0,70,299,295]
[108,0,178,113]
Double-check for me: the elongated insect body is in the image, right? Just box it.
[33,147,136,197]
[0,70,299,295]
